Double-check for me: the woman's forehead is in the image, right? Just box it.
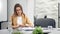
[16,7,21,10]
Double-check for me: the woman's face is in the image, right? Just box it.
[16,7,22,16]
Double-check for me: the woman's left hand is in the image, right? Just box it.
[19,24,25,27]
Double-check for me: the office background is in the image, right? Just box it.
[1,0,59,29]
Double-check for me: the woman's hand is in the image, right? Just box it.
[18,24,34,27]
[12,25,19,29]
[25,24,34,27]
[19,24,25,27]
[25,24,30,27]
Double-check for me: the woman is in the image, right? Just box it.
[11,4,34,29]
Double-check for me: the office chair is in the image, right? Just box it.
[34,18,56,28]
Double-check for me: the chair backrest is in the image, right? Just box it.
[34,18,56,28]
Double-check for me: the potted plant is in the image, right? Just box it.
[32,26,43,34]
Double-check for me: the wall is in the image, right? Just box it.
[0,0,7,21]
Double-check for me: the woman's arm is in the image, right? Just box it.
[26,16,34,27]
[12,25,19,29]
[10,16,19,29]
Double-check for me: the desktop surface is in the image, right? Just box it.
[0,28,60,34]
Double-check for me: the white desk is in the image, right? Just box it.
[0,27,51,34]
[0,28,60,34]
[18,27,51,33]
[49,28,60,34]
[19,30,50,34]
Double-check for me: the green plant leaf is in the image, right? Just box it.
[32,26,43,34]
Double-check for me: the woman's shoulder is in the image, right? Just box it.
[22,14,28,18]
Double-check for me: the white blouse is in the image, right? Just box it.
[17,16,22,26]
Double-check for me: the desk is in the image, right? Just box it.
[49,28,60,34]
[17,27,51,34]
[0,28,60,34]
[19,30,50,34]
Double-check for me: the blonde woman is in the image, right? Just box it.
[11,4,33,29]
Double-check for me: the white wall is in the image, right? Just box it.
[0,0,7,21]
